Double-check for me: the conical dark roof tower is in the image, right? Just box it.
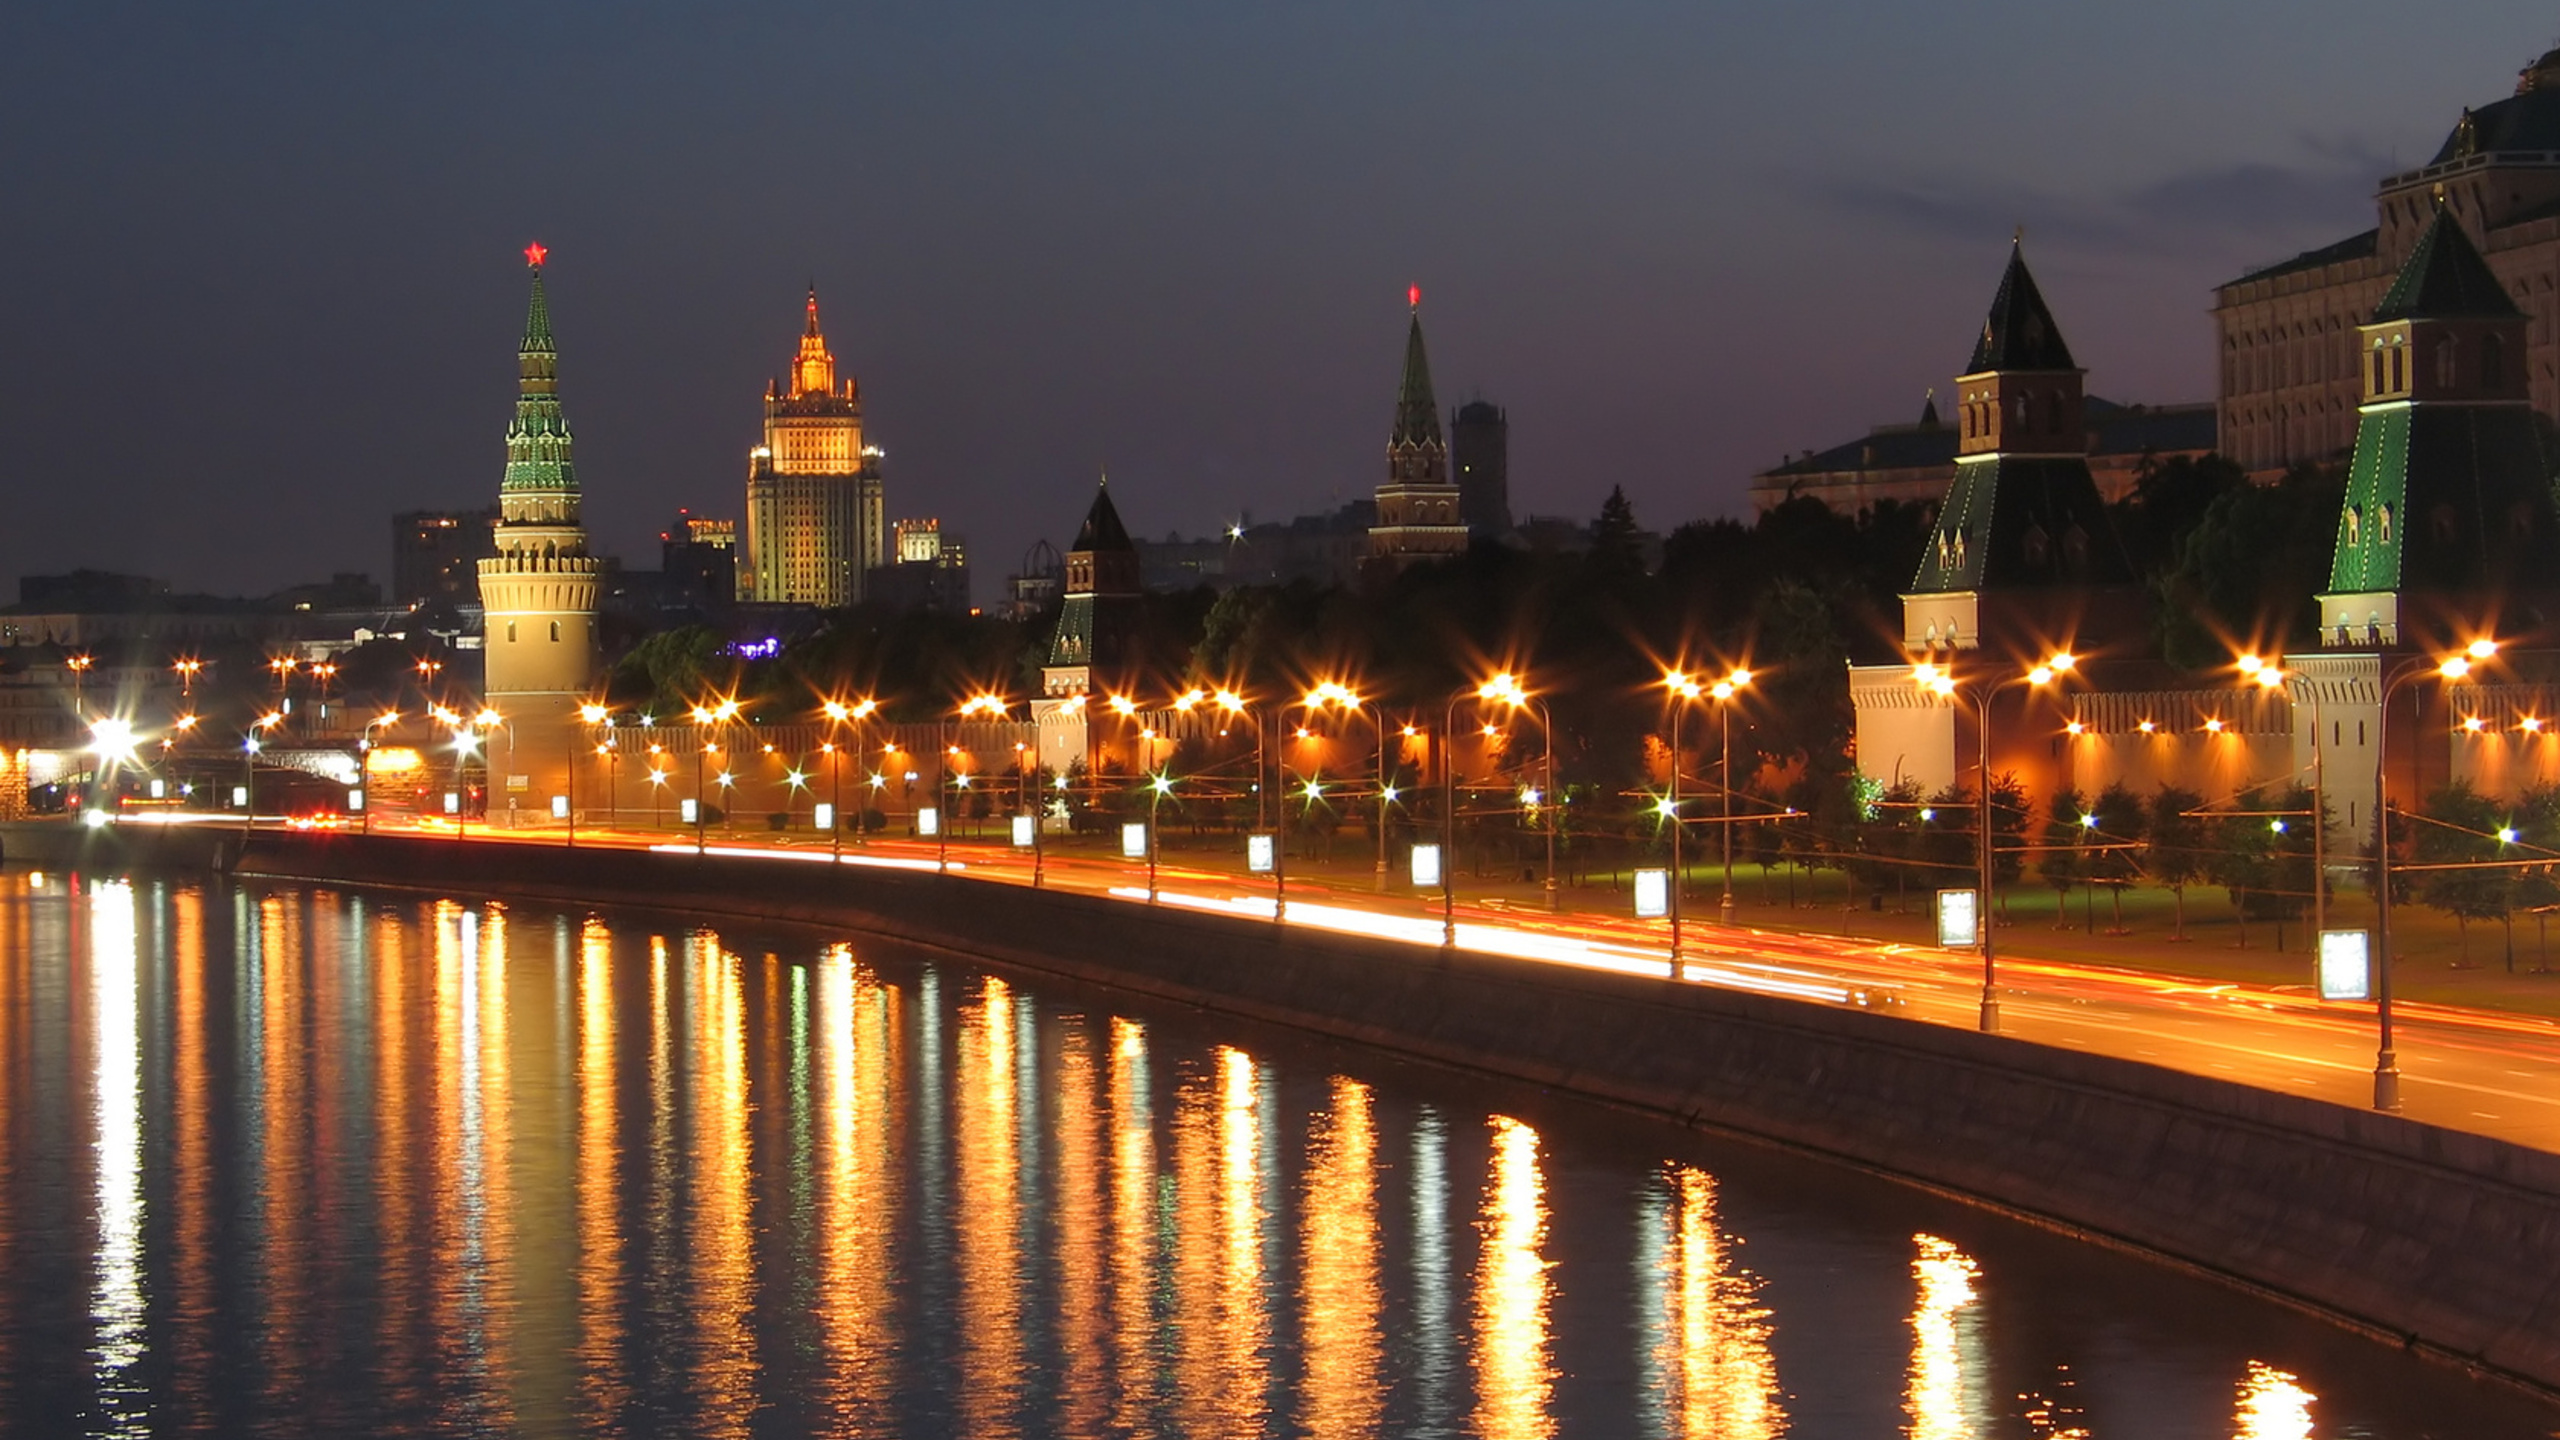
[1045,475,1144,691]
[1903,240,2133,652]
[2319,206,2555,647]
[1967,240,2077,373]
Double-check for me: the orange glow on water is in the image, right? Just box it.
[1906,1233,1985,1440]
[1474,1115,1556,1439]
[958,975,1024,1437]
[2235,1359,2315,1439]
[1300,1076,1383,1437]
[1652,1165,1785,1438]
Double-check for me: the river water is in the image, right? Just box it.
[0,869,2551,1438]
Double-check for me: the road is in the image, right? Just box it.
[209,813,2560,1153]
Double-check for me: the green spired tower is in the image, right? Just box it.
[477,242,601,823]
[2316,205,2555,649]
[2287,203,2559,859]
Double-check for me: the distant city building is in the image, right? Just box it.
[1749,394,2216,514]
[391,507,500,606]
[742,288,885,607]
[1451,399,1512,536]
[894,517,942,564]
[2215,46,2560,473]
[659,508,737,611]
[1368,289,1469,570]
[1132,501,1378,592]
[865,545,972,614]
[477,244,602,816]
[18,571,168,610]
[999,539,1063,621]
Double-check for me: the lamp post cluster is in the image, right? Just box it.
[1662,665,1753,965]
[1913,649,2076,1034]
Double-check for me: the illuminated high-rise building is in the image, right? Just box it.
[1368,287,1468,569]
[476,242,600,817]
[743,288,885,606]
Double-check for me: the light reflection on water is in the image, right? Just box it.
[0,871,2553,1439]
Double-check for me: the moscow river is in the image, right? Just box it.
[0,869,2553,1438]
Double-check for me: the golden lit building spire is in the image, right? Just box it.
[793,285,838,398]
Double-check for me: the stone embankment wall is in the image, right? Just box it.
[12,819,2560,1397]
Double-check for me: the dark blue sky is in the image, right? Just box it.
[4,2,2554,599]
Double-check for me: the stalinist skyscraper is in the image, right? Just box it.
[478,242,600,820]
[742,289,884,606]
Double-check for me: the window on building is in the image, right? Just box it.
[2433,335,2457,388]
[2484,333,2506,389]
[506,621,517,643]
[2389,345,2404,393]
[550,621,561,642]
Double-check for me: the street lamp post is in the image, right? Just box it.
[1477,673,1556,912]
[573,703,610,849]
[2369,639,2496,1112]
[2239,655,2325,942]
[688,698,740,855]
[1917,651,2075,1034]
[358,709,400,836]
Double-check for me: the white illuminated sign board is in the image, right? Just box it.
[2319,929,2373,1001]
[917,806,940,837]
[679,798,699,824]
[1936,889,1979,949]
[149,780,166,799]
[235,786,253,808]
[812,802,835,832]
[443,792,461,815]
[1247,833,1275,874]
[1410,842,1442,888]
[1012,814,1036,847]
[347,789,364,812]
[1122,822,1150,859]
[1633,867,1670,918]
[550,794,569,819]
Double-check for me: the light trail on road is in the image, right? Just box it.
[302,816,2560,1150]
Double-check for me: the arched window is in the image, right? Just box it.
[2433,335,2457,388]
[506,621,518,643]
[2345,505,2362,545]
[549,620,561,642]
[2483,333,2506,389]
[2371,349,2387,395]
[2378,504,2393,544]
[2389,345,2405,394]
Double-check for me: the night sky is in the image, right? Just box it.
[5,2,2555,600]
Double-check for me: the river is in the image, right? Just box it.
[0,868,2551,1437]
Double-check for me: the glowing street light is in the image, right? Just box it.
[2370,637,2500,1111]
[1915,650,2075,1033]
[1666,664,1755,953]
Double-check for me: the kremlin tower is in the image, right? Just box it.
[1367,286,1469,571]
[477,243,601,820]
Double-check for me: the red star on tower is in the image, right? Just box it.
[524,241,548,268]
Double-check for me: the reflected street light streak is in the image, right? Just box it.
[1906,1233,1987,1440]
[1474,1114,1556,1440]
[88,881,148,1436]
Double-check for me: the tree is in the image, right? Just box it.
[2152,462,2346,668]
[2148,785,2206,940]
[2037,787,2089,928]
[2208,807,2277,949]
[1588,485,1645,582]
[2513,783,2560,972]
[2413,780,2512,967]
[2087,782,2146,933]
